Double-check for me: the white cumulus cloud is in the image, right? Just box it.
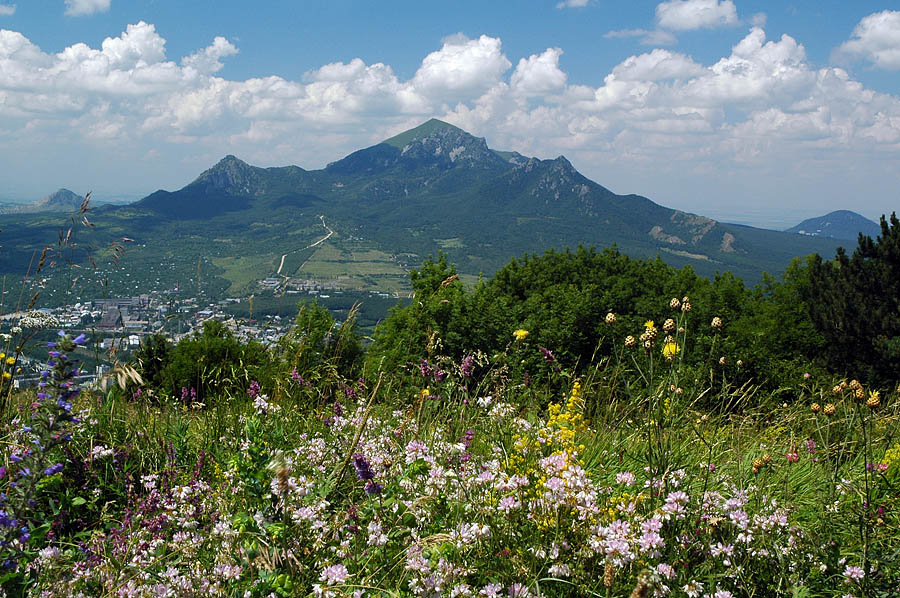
[411,34,511,99]
[65,0,111,17]
[656,0,738,31]
[0,22,898,221]
[511,48,566,95]
[182,36,238,74]
[0,4,15,16]
[836,10,900,70]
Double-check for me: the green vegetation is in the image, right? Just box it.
[0,120,848,308]
[2,219,899,596]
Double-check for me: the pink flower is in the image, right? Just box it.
[320,564,349,585]
[843,565,864,582]
[786,451,800,463]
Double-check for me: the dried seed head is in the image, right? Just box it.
[670,297,681,309]
[736,359,743,367]
[605,312,616,324]
[854,387,866,402]
[762,453,772,465]
[752,457,764,469]
[711,316,723,329]
[663,318,675,332]
[824,403,836,416]
[719,356,727,366]
[604,562,615,587]
[810,402,821,414]
[867,392,880,409]
[625,335,636,347]
[832,385,843,396]
[681,302,692,313]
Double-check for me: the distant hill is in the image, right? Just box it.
[786,210,881,241]
[0,189,85,214]
[1,119,847,300]
[34,189,85,212]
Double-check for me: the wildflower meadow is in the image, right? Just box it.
[2,220,900,597]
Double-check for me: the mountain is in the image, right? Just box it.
[1,119,848,299]
[0,188,85,214]
[786,210,882,241]
[35,188,85,211]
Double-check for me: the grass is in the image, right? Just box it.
[1,310,898,597]
[212,253,278,293]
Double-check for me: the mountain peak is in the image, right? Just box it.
[35,188,85,211]
[193,155,262,195]
[383,119,465,148]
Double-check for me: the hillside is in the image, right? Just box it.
[1,119,846,302]
[786,210,882,241]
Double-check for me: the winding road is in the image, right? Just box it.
[276,215,333,276]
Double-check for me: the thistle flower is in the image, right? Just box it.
[662,342,680,360]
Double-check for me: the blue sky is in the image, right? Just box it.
[1,1,899,228]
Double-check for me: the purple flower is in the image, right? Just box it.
[364,481,383,495]
[352,454,375,481]
[43,464,63,476]
[539,346,555,363]
[247,380,260,399]
[460,354,475,378]
[72,333,87,345]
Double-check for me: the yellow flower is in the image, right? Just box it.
[644,320,656,330]
[2,372,10,379]
[662,342,680,359]
[0,353,4,359]
[513,329,529,342]
[4,357,13,366]
[419,388,430,399]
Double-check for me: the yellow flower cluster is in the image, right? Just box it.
[540,381,589,450]
[507,381,590,506]
[513,329,529,341]
[883,442,900,475]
